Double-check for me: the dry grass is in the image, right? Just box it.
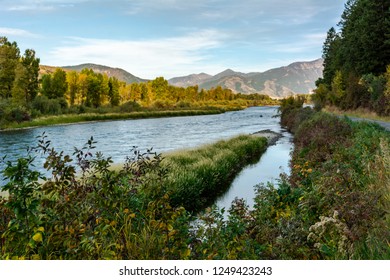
[324,106,390,122]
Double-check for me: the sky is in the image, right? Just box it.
[0,0,346,79]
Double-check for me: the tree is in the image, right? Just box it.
[150,77,169,100]
[317,0,390,114]
[322,27,341,87]
[330,70,345,106]
[51,68,68,99]
[338,0,390,76]
[0,37,20,99]
[108,77,120,106]
[41,69,68,99]
[83,71,109,108]
[12,63,29,105]
[20,49,40,103]
[66,71,79,106]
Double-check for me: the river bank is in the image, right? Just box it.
[0,108,232,131]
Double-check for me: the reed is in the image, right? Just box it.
[163,135,268,212]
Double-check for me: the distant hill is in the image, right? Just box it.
[168,73,212,87]
[62,63,147,84]
[168,59,324,98]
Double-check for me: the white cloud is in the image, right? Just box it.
[259,32,326,54]
[45,30,228,79]
[0,27,40,38]
[2,0,83,11]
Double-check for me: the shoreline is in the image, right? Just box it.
[251,129,283,146]
[0,108,231,132]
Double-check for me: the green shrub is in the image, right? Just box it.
[32,96,68,116]
[120,101,141,112]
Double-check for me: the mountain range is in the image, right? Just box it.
[40,59,323,98]
[168,59,323,98]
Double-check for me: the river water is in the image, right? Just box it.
[0,106,293,205]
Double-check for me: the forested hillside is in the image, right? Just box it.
[314,0,390,116]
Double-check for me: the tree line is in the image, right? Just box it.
[40,71,275,109]
[314,0,390,116]
[0,37,277,125]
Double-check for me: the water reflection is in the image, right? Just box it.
[215,130,293,211]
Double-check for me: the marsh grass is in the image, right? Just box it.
[163,135,268,212]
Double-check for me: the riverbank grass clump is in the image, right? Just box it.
[163,135,268,213]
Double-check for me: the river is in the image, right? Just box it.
[0,106,293,205]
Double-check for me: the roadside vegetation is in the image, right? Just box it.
[322,106,390,123]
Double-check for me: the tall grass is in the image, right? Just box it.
[163,135,268,213]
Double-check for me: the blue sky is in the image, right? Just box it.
[0,0,346,79]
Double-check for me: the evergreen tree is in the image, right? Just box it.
[316,0,390,115]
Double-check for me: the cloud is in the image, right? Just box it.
[45,29,228,79]
[0,27,40,38]
[274,33,326,54]
[2,0,83,12]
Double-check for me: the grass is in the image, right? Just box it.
[0,109,228,130]
[162,135,268,213]
[324,106,390,122]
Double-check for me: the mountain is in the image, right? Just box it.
[168,73,212,88]
[168,59,324,98]
[61,63,147,84]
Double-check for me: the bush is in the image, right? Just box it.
[32,96,68,116]
[2,105,31,123]
[0,136,190,260]
[293,112,352,164]
[175,101,191,109]
[120,101,141,112]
